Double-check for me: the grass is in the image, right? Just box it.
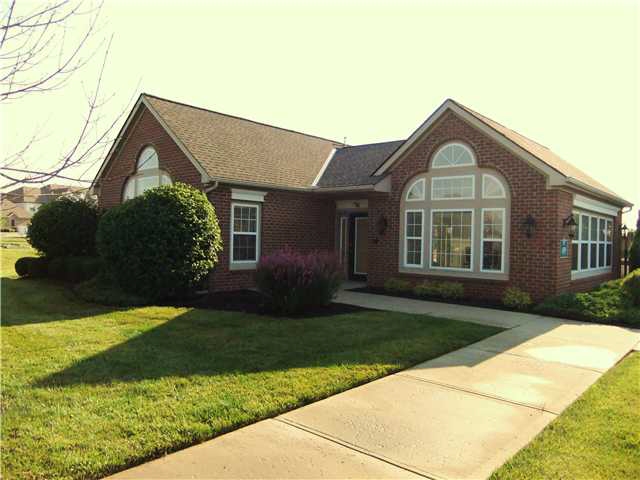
[535,276,640,327]
[0,236,502,480]
[492,352,640,480]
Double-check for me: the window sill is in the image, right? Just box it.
[230,262,258,271]
[571,268,612,281]
[398,266,508,282]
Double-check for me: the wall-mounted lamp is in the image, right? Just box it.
[563,213,577,239]
[376,215,388,236]
[523,215,537,238]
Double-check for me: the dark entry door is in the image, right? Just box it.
[349,214,368,279]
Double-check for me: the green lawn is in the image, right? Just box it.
[0,237,501,480]
[492,352,640,480]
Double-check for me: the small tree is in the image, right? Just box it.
[97,183,222,300]
[629,229,640,272]
[27,197,99,257]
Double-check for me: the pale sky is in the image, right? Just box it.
[2,0,639,226]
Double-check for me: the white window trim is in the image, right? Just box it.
[403,209,424,268]
[123,168,172,201]
[431,175,475,201]
[429,208,474,272]
[571,210,613,280]
[231,188,267,203]
[230,202,261,266]
[480,208,505,273]
[431,142,476,169]
[482,174,506,199]
[406,178,426,202]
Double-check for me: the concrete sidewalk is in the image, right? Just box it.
[110,292,639,480]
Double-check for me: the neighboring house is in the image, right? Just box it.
[1,184,85,234]
[91,94,632,301]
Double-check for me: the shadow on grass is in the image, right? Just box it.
[1,277,118,326]
[35,307,504,387]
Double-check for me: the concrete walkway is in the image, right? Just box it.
[110,291,639,480]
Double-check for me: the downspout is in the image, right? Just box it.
[204,180,219,194]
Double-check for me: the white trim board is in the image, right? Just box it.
[232,188,267,203]
[311,148,337,186]
[573,194,619,217]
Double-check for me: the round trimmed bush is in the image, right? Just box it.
[27,257,49,278]
[97,183,222,300]
[27,197,99,257]
[15,257,34,277]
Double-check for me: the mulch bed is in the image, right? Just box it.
[348,286,533,314]
[186,289,369,318]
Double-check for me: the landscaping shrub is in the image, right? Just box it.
[622,268,640,306]
[48,256,103,283]
[26,257,49,278]
[413,281,464,300]
[629,231,640,272]
[255,248,342,315]
[535,279,640,326]
[74,275,149,307]
[502,287,533,311]
[15,257,34,277]
[27,197,99,258]
[384,277,413,293]
[97,183,222,301]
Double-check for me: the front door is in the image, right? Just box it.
[351,215,368,279]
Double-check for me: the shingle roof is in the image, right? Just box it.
[316,141,403,187]
[144,94,341,189]
[451,100,622,199]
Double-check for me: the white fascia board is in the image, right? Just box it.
[231,188,267,203]
[141,97,211,183]
[311,148,337,186]
[573,194,620,216]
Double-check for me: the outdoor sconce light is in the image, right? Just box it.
[563,213,577,238]
[377,215,388,236]
[523,215,537,238]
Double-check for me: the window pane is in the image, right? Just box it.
[482,210,503,240]
[431,210,472,269]
[234,206,258,233]
[580,244,589,269]
[580,215,589,241]
[137,175,159,195]
[407,179,424,201]
[406,211,422,237]
[590,217,598,241]
[606,220,613,241]
[406,239,422,265]
[590,243,597,268]
[138,147,159,170]
[571,242,578,271]
[432,176,474,200]
[606,243,612,266]
[483,175,505,198]
[233,234,256,261]
[598,244,605,267]
[405,211,423,265]
[482,241,502,271]
[123,178,135,201]
[433,143,475,168]
[599,219,605,242]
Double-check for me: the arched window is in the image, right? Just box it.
[400,161,510,276]
[123,146,172,201]
[432,142,475,168]
[406,178,425,201]
[482,174,506,199]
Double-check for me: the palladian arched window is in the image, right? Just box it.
[400,142,510,278]
[123,146,172,201]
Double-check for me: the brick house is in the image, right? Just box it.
[91,94,632,301]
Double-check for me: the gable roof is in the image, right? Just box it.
[316,141,403,188]
[373,99,631,207]
[145,94,342,189]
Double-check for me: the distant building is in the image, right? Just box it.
[1,184,85,234]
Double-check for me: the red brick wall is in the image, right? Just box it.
[207,186,334,291]
[367,111,618,302]
[98,106,202,208]
[97,105,335,292]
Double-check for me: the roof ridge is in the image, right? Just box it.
[450,99,551,150]
[341,139,404,149]
[142,93,343,145]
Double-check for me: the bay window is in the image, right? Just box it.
[571,211,613,275]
